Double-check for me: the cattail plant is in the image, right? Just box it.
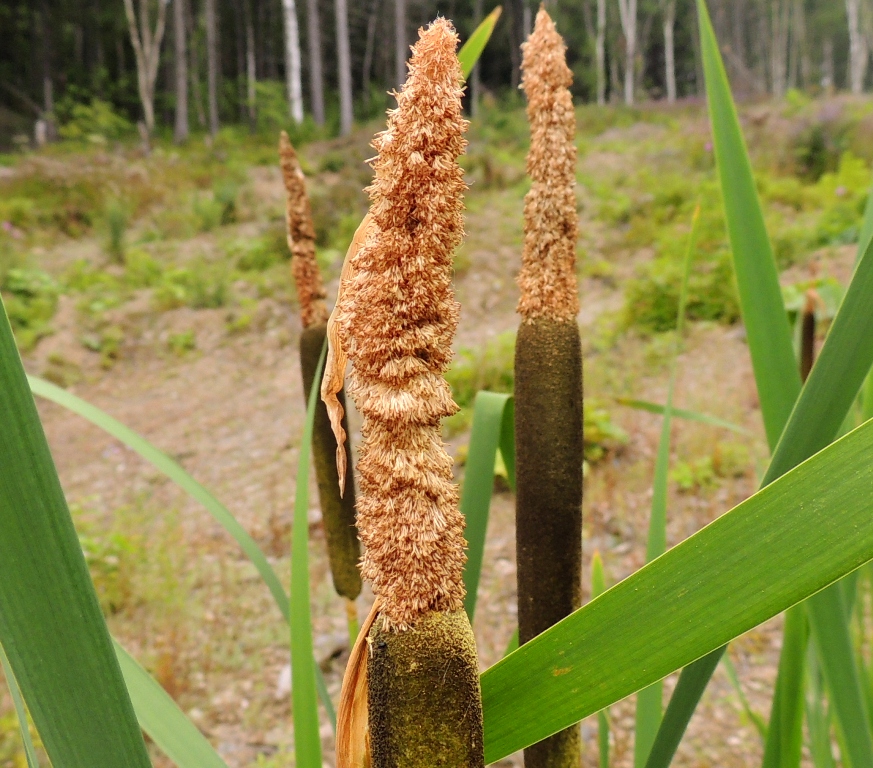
[800,288,817,382]
[323,19,483,768]
[514,9,583,768]
[279,132,362,611]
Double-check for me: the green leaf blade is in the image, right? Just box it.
[458,7,502,80]
[460,392,513,620]
[114,641,230,768]
[290,342,327,768]
[696,0,800,452]
[482,417,873,762]
[0,298,151,767]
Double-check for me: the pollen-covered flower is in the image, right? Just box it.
[516,8,579,323]
[326,18,469,631]
[279,131,329,328]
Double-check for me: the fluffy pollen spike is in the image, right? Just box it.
[516,7,580,323]
[279,131,329,328]
[327,17,469,632]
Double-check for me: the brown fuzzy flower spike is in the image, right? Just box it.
[516,7,579,323]
[328,18,469,632]
[279,131,329,328]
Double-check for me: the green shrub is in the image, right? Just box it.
[229,236,282,272]
[446,331,516,410]
[1,268,60,349]
[584,400,628,463]
[671,456,717,492]
[212,179,240,225]
[57,98,133,142]
[167,330,197,355]
[154,263,229,310]
[104,199,129,264]
[0,197,37,231]
[192,194,225,232]
[624,250,740,333]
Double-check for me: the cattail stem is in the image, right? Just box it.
[299,324,361,600]
[800,290,816,382]
[514,10,583,768]
[368,610,483,767]
[345,598,359,649]
[282,132,362,601]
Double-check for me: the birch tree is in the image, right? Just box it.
[596,0,606,104]
[281,0,304,123]
[663,0,676,102]
[395,0,407,87]
[847,0,868,93]
[205,0,219,135]
[769,0,790,97]
[173,0,188,142]
[306,0,325,126]
[244,0,256,132]
[335,0,353,135]
[616,0,638,105]
[122,0,168,134]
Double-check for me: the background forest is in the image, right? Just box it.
[0,0,870,147]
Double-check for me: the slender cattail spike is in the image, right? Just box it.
[329,18,469,633]
[515,9,583,768]
[279,131,329,328]
[280,132,361,600]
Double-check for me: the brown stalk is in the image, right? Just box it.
[514,8,583,768]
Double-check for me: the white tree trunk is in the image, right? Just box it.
[616,0,637,105]
[596,0,606,104]
[174,0,189,143]
[663,0,676,103]
[335,0,353,135]
[769,0,790,97]
[847,0,867,93]
[245,3,256,131]
[282,0,304,123]
[205,0,219,135]
[122,0,168,133]
[395,0,407,87]
[306,0,325,125]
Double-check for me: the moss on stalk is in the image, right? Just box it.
[368,610,483,768]
[514,9,583,768]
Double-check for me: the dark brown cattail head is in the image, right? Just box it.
[516,7,579,324]
[323,18,469,632]
[279,131,329,327]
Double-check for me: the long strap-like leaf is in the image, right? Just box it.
[461,392,514,620]
[291,342,328,768]
[635,205,700,768]
[27,374,337,729]
[0,298,151,767]
[651,4,873,765]
[114,641,231,768]
[0,641,40,768]
[481,416,873,763]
